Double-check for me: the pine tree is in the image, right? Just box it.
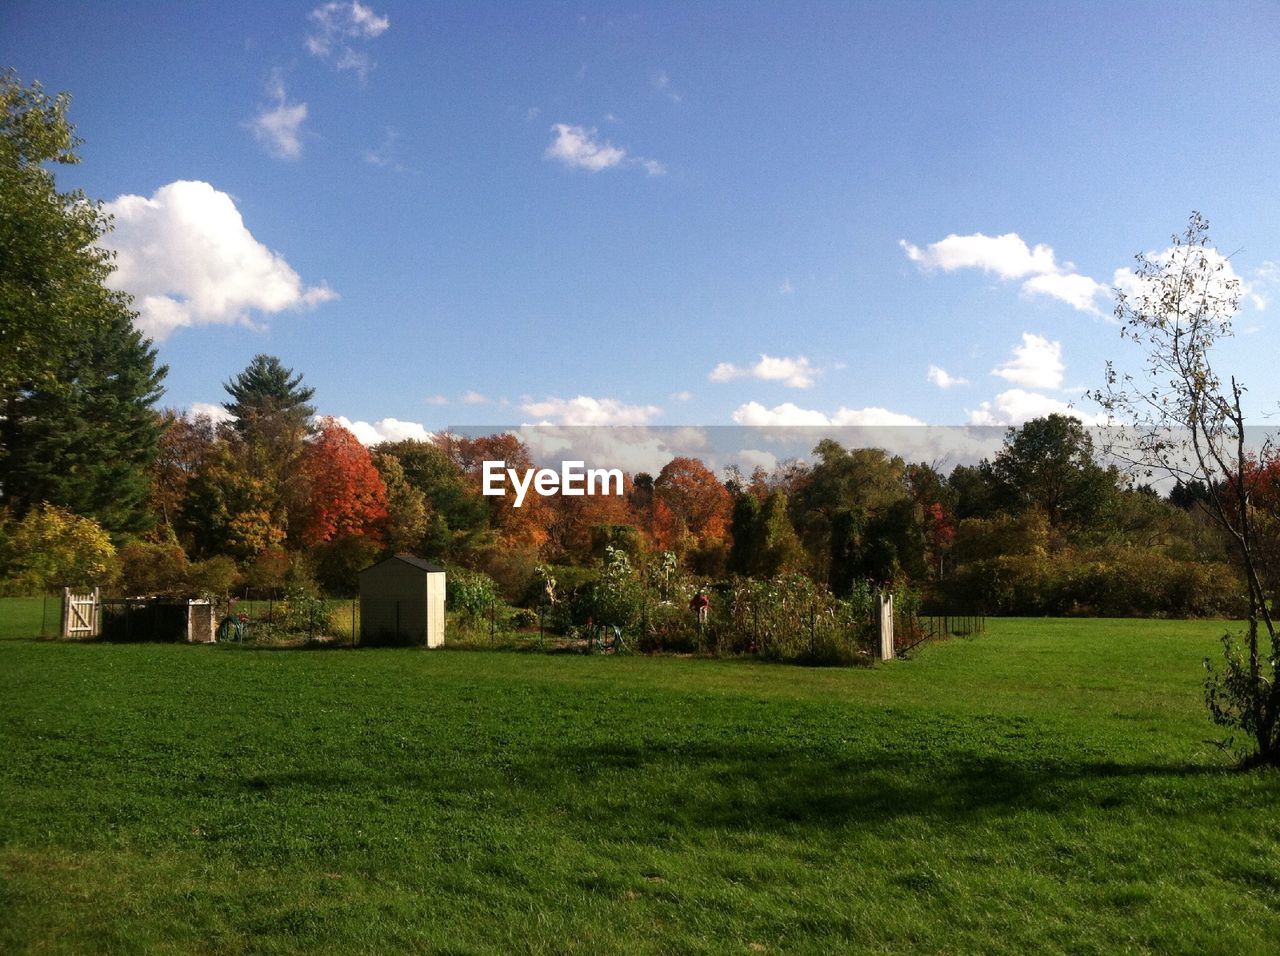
[1,307,165,534]
[221,354,316,433]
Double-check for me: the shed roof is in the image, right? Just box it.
[359,554,446,576]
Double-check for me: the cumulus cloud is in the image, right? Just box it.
[306,1,389,78]
[424,394,450,406]
[900,232,1059,279]
[334,416,433,445]
[732,448,778,473]
[461,390,489,405]
[927,365,968,389]
[189,402,235,424]
[248,74,308,159]
[967,389,1107,427]
[670,390,693,402]
[901,231,1107,315]
[732,401,924,427]
[1113,244,1264,313]
[991,333,1064,390]
[544,123,664,175]
[101,180,337,340]
[1021,272,1109,313]
[520,395,662,426]
[710,354,818,389]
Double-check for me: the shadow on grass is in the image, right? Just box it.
[544,741,1239,831]
[229,738,1245,838]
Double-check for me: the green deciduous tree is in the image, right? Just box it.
[0,72,166,535]
[989,414,1119,537]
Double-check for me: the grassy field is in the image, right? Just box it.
[3,618,1279,953]
[0,595,63,640]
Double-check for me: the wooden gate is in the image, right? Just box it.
[61,587,100,639]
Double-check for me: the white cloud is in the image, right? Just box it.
[733,449,778,473]
[307,1,389,76]
[364,127,406,171]
[991,333,1064,390]
[967,389,1107,427]
[544,123,664,175]
[189,402,235,424]
[653,69,682,103]
[424,394,449,406]
[248,74,307,160]
[520,395,662,426]
[1114,244,1264,313]
[461,390,489,405]
[927,365,969,389]
[779,278,794,295]
[732,401,924,427]
[101,180,337,340]
[901,231,1107,315]
[900,232,1059,280]
[1021,272,1109,314]
[670,390,693,402]
[334,416,433,445]
[545,124,626,171]
[710,354,819,389]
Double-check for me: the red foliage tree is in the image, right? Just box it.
[298,419,390,547]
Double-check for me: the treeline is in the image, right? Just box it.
[0,339,1254,620]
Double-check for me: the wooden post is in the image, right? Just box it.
[877,592,894,661]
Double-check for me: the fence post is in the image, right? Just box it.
[877,592,895,660]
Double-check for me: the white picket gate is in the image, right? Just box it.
[62,587,100,639]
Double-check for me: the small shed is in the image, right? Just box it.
[358,555,446,647]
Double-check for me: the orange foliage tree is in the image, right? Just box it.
[297,419,389,547]
[652,457,732,554]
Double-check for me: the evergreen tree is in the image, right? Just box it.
[1,307,165,534]
[221,354,316,433]
[220,355,316,545]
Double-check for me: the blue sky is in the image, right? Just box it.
[5,1,1280,442]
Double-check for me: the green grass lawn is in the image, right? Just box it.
[3,619,1279,954]
[0,595,63,640]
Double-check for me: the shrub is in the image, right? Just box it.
[5,504,118,591]
[945,548,1245,617]
[117,540,190,596]
[186,555,240,600]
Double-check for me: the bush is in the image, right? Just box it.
[118,540,190,596]
[4,504,118,592]
[945,548,1245,617]
[186,555,240,600]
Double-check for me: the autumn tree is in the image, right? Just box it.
[297,419,389,547]
[651,457,732,562]
[4,503,117,590]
